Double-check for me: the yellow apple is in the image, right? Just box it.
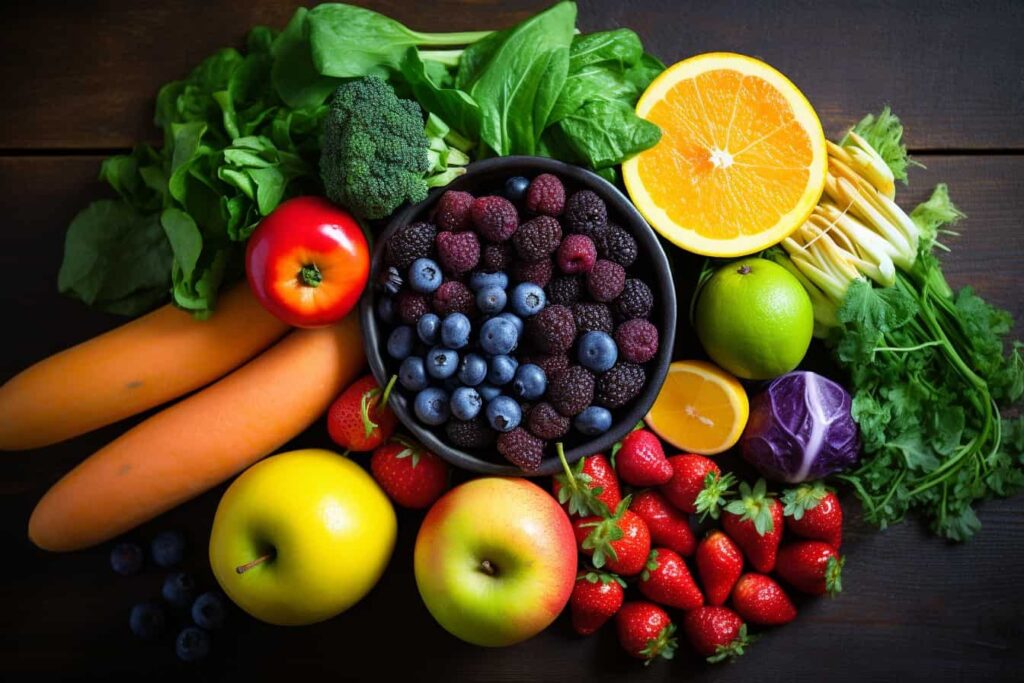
[209,449,396,626]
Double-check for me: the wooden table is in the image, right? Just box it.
[2,1,1021,680]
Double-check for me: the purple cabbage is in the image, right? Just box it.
[740,371,860,483]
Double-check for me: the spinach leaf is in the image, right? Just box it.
[568,29,643,71]
[553,98,661,169]
[455,27,511,91]
[399,48,482,141]
[271,8,344,110]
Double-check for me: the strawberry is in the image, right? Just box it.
[659,454,735,519]
[731,573,796,626]
[369,437,448,508]
[574,497,651,576]
[614,429,672,486]
[695,530,744,606]
[327,374,398,452]
[682,606,752,663]
[569,571,626,635]
[782,482,843,548]
[553,450,621,518]
[638,548,704,610]
[722,479,783,573]
[629,490,696,557]
[775,540,845,596]
[615,601,677,663]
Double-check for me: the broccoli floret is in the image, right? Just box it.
[319,77,471,220]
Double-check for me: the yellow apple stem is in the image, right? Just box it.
[479,559,498,577]
[236,550,275,575]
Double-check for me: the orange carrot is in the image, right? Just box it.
[28,314,364,551]
[0,285,289,451]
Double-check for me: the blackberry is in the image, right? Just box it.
[615,318,659,363]
[445,416,497,449]
[386,222,436,269]
[431,280,476,317]
[479,241,513,272]
[615,278,654,320]
[547,276,582,306]
[564,190,608,239]
[549,365,595,417]
[595,362,646,409]
[587,259,626,302]
[525,304,576,354]
[471,196,519,242]
[397,290,431,324]
[572,302,615,335]
[510,257,554,288]
[497,428,545,471]
[526,402,571,440]
[434,190,474,231]
[597,224,638,267]
[525,173,566,216]
[436,230,480,275]
[512,216,562,262]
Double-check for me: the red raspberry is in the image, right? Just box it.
[510,257,554,288]
[556,234,597,274]
[615,319,660,363]
[471,196,518,242]
[436,230,480,275]
[397,290,430,325]
[525,173,566,216]
[587,259,626,302]
[433,190,474,231]
[431,280,476,317]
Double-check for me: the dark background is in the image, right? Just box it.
[1,0,1022,680]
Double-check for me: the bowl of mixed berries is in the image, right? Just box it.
[360,157,676,475]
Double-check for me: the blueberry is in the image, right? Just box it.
[512,364,547,400]
[478,383,501,402]
[480,317,519,355]
[386,325,415,360]
[440,313,472,349]
[450,387,484,420]
[376,296,396,324]
[488,355,519,386]
[399,356,429,391]
[458,353,488,387]
[575,406,613,435]
[175,626,211,663]
[496,311,524,335]
[110,542,144,576]
[509,283,546,317]
[469,271,509,292]
[426,347,459,379]
[161,572,196,608]
[416,313,441,344]
[504,175,531,202]
[150,530,185,568]
[408,258,443,293]
[486,396,522,432]
[577,330,618,372]
[129,602,165,640]
[191,592,226,630]
[476,286,507,315]
[414,387,450,426]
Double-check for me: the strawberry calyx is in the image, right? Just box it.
[781,481,829,520]
[706,623,754,664]
[555,444,609,517]
[694,471,736,521]
[640,549,660,581]
[389,434,421,467]
[359,375,397,438]
[640,622,677,665]
[723,479,777,535]
[825,554,845,597]
[580,496,631,568]
[578,570,627,587]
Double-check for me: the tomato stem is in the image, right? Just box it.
[298,263,322,287]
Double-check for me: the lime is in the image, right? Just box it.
[695,258,813,380]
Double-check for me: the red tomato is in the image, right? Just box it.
[246,197,370,327]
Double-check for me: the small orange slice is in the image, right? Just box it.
[644,360,749,455]
[623,53,826,257]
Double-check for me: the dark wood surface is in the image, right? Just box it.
[1,1,1022,680]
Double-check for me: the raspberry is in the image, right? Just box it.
[434,190,474,231]
[615,319,660,363]
[386,222,436,269]
[587,259,626,302]
[547,276,582,306]
[595,362,646,409]
[497,428,545,471]
[431,280,476,317]
[549,365,595,417]
[526,304,576,354]
[597,224,638,267]
[521,352,570,378]
[615,278,654,320]
[510,257,554,288]
[397,290,431,325]
[556,234,597,274]
[471,196,519,242]
[479,242,512,272]
[512,216,562,262]
[436,230,480,275]
[445,416,496,449]
[572,302,614,335]
[564,190,608,238]
[526,402,571,440]
[525,173,566,216]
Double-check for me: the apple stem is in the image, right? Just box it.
[236,551,275,575]
[479,559,498,577]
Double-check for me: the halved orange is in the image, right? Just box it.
[623,53,827,257]
[644,360,749,455]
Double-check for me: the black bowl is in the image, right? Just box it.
[360,156,676,476]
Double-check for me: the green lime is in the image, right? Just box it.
[695,257,813,380]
